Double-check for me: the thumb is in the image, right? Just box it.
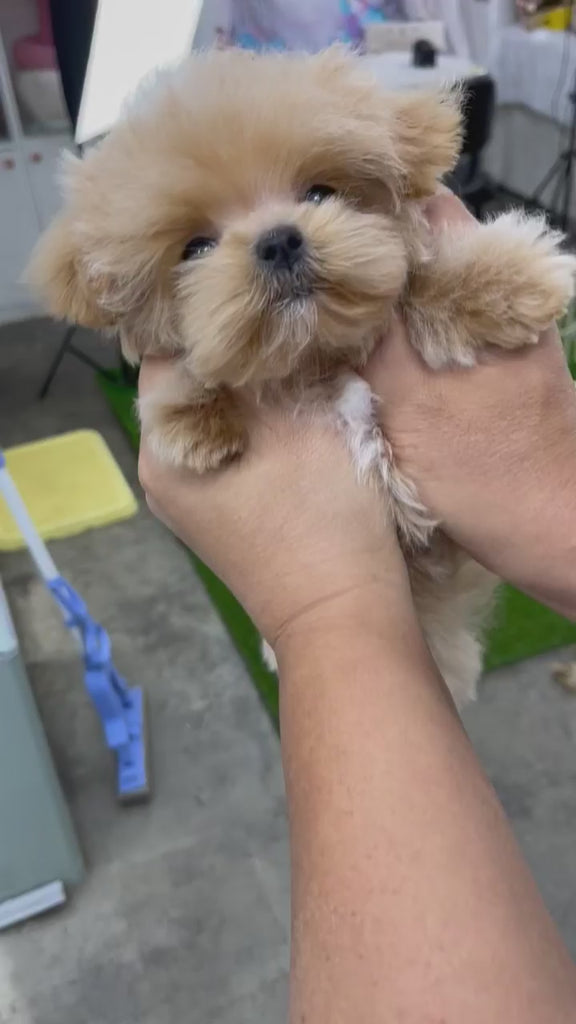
[363,314,428,402]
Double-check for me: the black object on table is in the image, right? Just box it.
[412,39,437,68]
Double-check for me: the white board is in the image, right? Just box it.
[76,0,230,144]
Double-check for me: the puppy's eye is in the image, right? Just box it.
[181,236,217,261]
[304,184,336,205]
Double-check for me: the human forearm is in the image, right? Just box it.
[279,598,576,1023]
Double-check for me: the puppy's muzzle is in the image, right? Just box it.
[255,224,305,273]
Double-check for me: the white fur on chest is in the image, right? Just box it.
[333,373,435,546]
[333,375,385,482]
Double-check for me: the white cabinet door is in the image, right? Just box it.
[0,147,39,310]
[23,135,75,230]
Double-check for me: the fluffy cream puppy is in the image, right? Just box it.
[29,47,576,704]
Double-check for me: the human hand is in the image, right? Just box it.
[138,362,411,649]
[365,194,576,615]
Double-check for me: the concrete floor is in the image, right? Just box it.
[0,319,575,1024]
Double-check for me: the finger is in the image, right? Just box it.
[138,356,181,397]
[424,192,477,231]
[364,314,426,392]
[537,323,565,353]
[365,197,476,397]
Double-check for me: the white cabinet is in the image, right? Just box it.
[0,144,40,311]
[23,135,75,230]
[0,133,73,323]
[0,23,73,323]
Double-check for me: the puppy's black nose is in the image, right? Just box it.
[256,225,305,271]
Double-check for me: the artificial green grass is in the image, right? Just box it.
[100,371,576,726]
[485,587,576,672]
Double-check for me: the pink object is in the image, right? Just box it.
[13,0,57,71]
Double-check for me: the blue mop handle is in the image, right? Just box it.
[0,449,127,695]
[0,447,132,718]
[0,451,58,584]
[0,451,149,800]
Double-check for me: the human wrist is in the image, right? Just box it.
[274,579,422,681]
[243,511,410,646]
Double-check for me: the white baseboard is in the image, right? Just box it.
[0,881,66,930]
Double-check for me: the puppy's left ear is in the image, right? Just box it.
[27,212,115,328]
[389,89,462,198]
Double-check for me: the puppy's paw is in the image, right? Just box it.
[406,210,576,367]
[142,393,246,473]
[475,212,576,349]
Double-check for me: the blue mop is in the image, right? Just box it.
[0,450,151,803]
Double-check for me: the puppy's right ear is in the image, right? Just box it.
[27,214,113,328]
[388,89,462,198]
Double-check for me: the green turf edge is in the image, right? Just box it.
[99,372,576,720]
[191,556,279,726]
[486,586,576,672]
[99,373,280,728]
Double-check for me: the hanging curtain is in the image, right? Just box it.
[231,0,344,50]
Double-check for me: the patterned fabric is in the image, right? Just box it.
[231,0,344,51]
[230,0,407,53]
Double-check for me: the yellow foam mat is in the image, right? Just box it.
[0,430,138,551]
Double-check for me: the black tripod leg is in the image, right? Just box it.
[531,152,567,207]
[38,325,76,399]
[530,19,576,227]
[67,341,115,379]
[561,89,576,231]
[120,355,138,387]
[551,166,566,224]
